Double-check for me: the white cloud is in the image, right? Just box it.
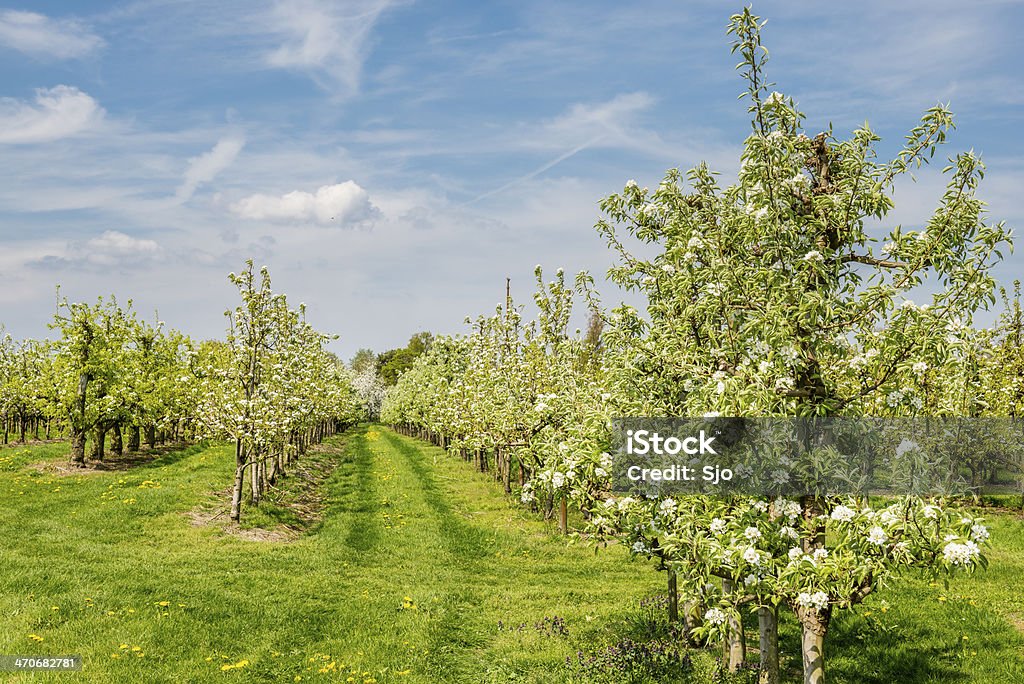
[542,92,657,142]
[82,231,161,266]
[231,181,380,226]
[0,10,103,60]
[24,231,164,272]
[0,86,104,144]
[264,0,399,94]
[176,135,246,202]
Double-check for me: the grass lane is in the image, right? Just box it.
[2,427,1023,683]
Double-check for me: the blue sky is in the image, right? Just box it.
[1,0,1022,359]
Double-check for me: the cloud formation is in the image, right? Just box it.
[176,135,246,202]
[82,230,161,266]
[0,10,103,60]
[0,86,104,144]
[264,0,398,94]
[231,181,380,226]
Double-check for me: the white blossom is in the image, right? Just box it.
[796,591,830,612]
[942,540,981,566]
[704,608,728,626]
[830,505,856,523]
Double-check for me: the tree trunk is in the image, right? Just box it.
[127,425,141,452]
[501,448,512,494]
[722,579,745,672]
[758,605,780,684]
[801,626,826,684]
[250,454,262,505]
[230,458,245,522]
[71,426,86,466]
[683,599,703,644]
[667,569,679,623]
[90,424,106,461]
[145,425,156,450]
[796,605,830,684]
[558,496,568,534]
[111,423,124,456]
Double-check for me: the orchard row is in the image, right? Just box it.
[0,260,364,520]
[381,11,1023,684]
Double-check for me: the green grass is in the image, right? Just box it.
[1,426,1022,683]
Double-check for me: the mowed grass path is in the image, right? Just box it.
[0,427,666,683]
[2,426,1024,683]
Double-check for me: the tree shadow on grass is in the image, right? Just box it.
[32,441,211,475]
[777,609,969,684]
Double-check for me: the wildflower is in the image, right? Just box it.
[867,527,887,546]
[710,518,727,534]
[744,526,762,542]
